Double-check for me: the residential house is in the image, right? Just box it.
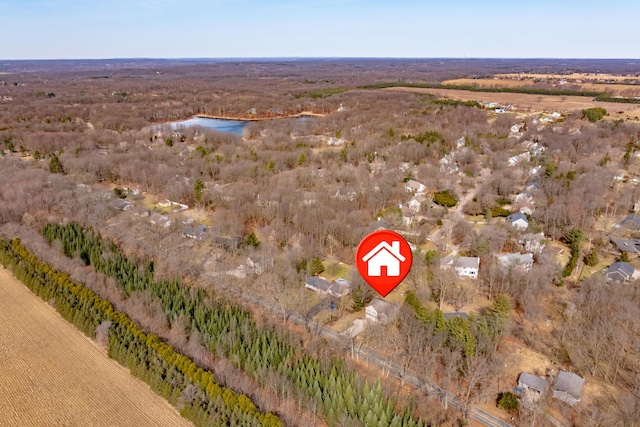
[110,199,134,211]
[553,371,584,406]
[245,256,274,275]
[520,232,545,254]
[361,240,406,277]
[620,214,640,230]
[518,372,549,395]
[400,206,415,226]
[182,224,207,240]
[408,195,426,213]
[305,276,334,294]
[519,203,535,216]
[514,191,533,204]
[405,180,426,194]
[507,212,529,230]
[497,253,534,272]
[610,237,640,253]
[453,256,480,279]
[525,181,541,192]
[508,152,530,167]
[305,276,353,298]
[365,298,399,323]
[606,261,635,283]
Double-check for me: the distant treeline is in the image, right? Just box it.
[0,237,282,427]
[361,81,604,97]
[38,222,428,427]
[594,94,640,104]
[366,81,640,104]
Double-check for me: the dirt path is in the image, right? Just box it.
[0,267,193,427]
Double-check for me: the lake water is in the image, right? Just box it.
[170,117,250,135]
[168,115,316,135]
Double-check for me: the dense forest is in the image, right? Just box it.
[1,59,640,426]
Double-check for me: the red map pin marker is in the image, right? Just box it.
[356,230,413,297]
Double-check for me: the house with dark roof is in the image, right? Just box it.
[620,214,640,230]
[305,276,353,298]
[110,198,134,211]
[606,261,635,283]
[518,372,549,395]
[610,237,640,253]
[507,212,529,230]
[182,224,207,240]
[553,371,584,406]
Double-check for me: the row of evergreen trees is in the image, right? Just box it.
[0,238,282,427]
[405,292,510,357]
[40,222,428,426]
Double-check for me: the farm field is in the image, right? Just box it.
[0,267,193,427]
[443,76,640,97]
[382,86,640,123]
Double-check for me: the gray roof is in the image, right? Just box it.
[518,372,549,393]
[620,214,640,229]
[611,238,640,253]
[606,261,635,282]
[110,198,134,210]
[454,256,480,269]
[305,276,333,292]
[507,212,528,223]
[554,371,584,399]
[368,298,399,318]
[443,312,469,320]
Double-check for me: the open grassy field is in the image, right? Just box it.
[382,86,640,123]
[0,267,193,427]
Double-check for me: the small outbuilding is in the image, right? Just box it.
[553,371,584,406]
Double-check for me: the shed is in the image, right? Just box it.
[518,372,548,394]
[553,371,584,406]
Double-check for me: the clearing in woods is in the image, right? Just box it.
[0,267,193,427]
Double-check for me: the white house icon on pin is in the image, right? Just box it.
[361,241,406,276]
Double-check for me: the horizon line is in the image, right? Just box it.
[2,57,639,62]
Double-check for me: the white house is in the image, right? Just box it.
[497,253,534,272]
[405,180,426,194]
[453,256,480,279]
[361,241,406,277]
[365,298,399,323]
[507,212,529,230]
[521,232,545,254]
[408,195,426,213]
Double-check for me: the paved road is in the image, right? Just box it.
[207,274,513,427]
[285,311,514,427]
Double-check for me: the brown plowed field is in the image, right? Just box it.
[383,86,640,123]
[0,267,193,427]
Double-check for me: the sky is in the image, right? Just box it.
[1,0,639,60]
